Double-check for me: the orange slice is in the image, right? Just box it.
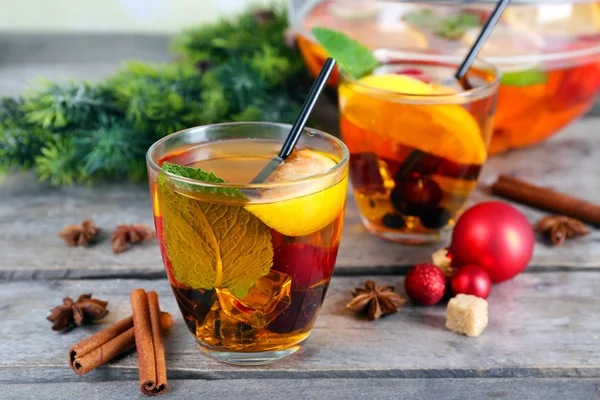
[339,74,486,165]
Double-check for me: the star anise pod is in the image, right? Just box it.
[534,215,590,246]
[111,224,156,254]
[58,220,101,246]
[346,280,406,320]
[47,294,109,332]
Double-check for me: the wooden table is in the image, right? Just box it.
[1,34,600,399]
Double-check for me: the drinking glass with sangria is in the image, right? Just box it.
[146,122,349,364]
[313,29,500,243]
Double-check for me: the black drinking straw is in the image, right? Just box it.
[454,0,512,86]
[251,57,337,184]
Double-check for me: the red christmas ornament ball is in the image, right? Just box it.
[449,201,534,283]
[404,263,446,306]
[451,265,492,299]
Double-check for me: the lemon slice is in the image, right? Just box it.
[340,74,486,165]
[244,150,348,237]
[359,73,436,94]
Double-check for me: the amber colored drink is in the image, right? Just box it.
[339,61,499,243]
[146,123,348,364]
[292,0,600,154]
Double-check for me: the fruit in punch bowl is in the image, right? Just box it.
[288,0,600,154]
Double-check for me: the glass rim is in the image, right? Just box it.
[293,14,600,65]
[146,121,350,189]
[340,50,501,103]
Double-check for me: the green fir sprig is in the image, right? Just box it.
[0,5,312,186]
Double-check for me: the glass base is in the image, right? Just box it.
[361,216,450,245]
[197,341,304,365]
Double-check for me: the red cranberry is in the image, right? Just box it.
[391,177,442,216]
[266,285,328,334]
[349,152,385,192]
[396,68,432,83]
[272,244,337,291]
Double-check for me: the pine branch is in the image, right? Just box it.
[210,59,267,112]
[3,5,311,186]
[111,62,205,138]
[72,118,148,181]
[174,5,291,65]
[0,97,52,170]
[34,139,84,186]
[23,80,121,131]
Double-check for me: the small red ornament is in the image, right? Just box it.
[449,201,534,283]
[404,263,446,306]
[451,265,492,299]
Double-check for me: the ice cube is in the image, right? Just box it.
[196,303,257,350]
[215,270,292,329]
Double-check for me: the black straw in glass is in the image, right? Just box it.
[251,57,337,184]
[454,0,512,83]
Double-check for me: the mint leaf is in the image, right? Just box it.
[501,68,548,86]
[157,171,273,298]
[161,162,245,199]
[436,13,480,40]
[312,27,379,79]
[404,9,442,29]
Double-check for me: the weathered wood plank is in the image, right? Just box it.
[1,273,599,384]
[3,378,599,400]
[1,119,600,279]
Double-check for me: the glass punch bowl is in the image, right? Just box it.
[288,0,600,154]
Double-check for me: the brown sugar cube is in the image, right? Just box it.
[446,294,488,337]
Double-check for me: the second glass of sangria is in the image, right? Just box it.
[339,51,500,243]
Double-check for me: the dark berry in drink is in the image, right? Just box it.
[382,213,405,229]
[420,207,452,229]
[349,152,385,192]
[394,151,439,181]
[391,177,442,216]
[266,285,328,334]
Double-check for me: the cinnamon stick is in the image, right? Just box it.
[131,289,168,396]
[68,312,173,376]
[491,174,600,226]
[148,291,167,393]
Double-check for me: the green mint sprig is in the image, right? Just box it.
[161,162,245,199]
[435,13,480,40]
[311,28,380,79]
[403,9,442,29]
[501,68,548,86]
